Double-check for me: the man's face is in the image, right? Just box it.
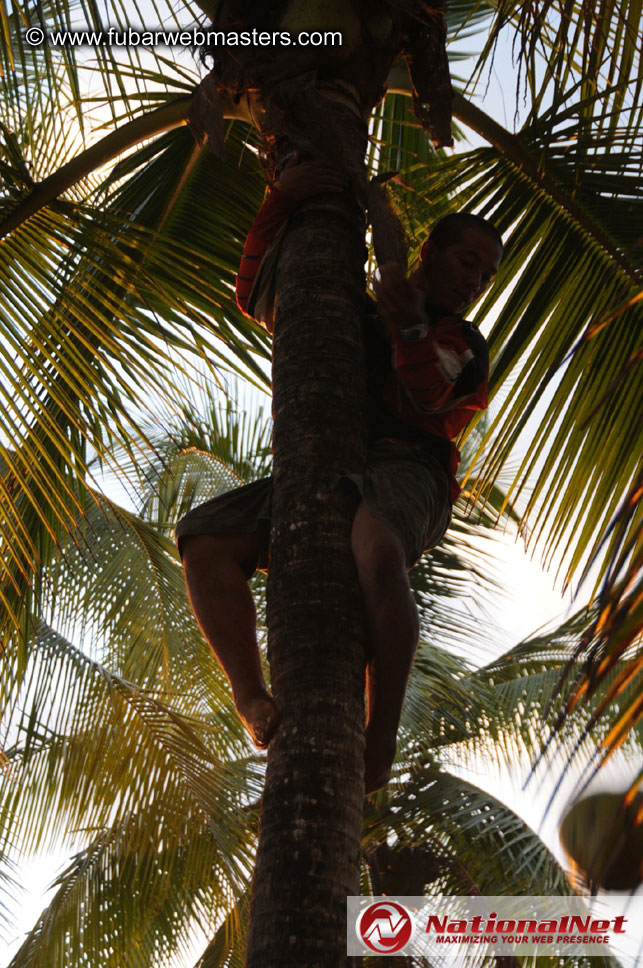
[419,226,503,316]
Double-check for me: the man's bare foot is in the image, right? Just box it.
[364,724,397,794]
[235,691,280,750]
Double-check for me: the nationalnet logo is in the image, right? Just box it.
[347,896,633,958]
[356,901,414,953]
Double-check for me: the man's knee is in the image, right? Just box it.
[351,505,407,593]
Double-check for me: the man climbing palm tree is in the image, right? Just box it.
[177,158,503,793]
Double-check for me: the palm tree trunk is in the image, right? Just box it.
[245,115,369,965]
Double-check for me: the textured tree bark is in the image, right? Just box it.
[229,7,453,960]
[245,117,369,965]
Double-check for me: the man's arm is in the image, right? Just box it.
[389,320,488,417]
[236,186,298,316]
[373,261,488,433]
[236,159,347,319]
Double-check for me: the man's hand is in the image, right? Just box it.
[373,262,428,336]
[275,155,347,202]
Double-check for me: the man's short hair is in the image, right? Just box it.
[428,212,503,251]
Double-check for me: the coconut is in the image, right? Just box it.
[560,791,643,891]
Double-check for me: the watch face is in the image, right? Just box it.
[399,323,428,341]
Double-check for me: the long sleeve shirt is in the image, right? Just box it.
[236,188,488,501]
[236,186,297,318]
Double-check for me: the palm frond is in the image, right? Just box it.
[475,0,642,147]
[364,765,573,896]
[522,470,643,796]
[1,0,205,131]
[6,812,249,968]
[1,107,272,646]
[399,605,643,792]
[193,888,250,968]
[1,619,261,847]
[134,388,273,526]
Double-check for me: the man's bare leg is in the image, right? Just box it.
[351,502,420,793]
[181,532,280,749]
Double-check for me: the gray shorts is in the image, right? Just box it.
[176,440,452,573]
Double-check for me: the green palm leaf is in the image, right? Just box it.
[1,0,204,128]
[477,0,643,144]
[6,810,250,968]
